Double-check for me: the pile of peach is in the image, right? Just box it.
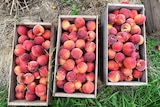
[56,17,96,94]
[108,8,146,82]
[14,24,51,101]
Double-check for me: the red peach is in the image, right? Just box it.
[126,18,135,27]
[116,32,129,42]
[131,52,140,60]
[17,73,25,84]
[85,42,96,52]
[136,59,146,71]
[112,9,119,15]
[130,9,138,19]
[108,48,116,59]
[68,24,78,32]
[19,53,30,63]
[157,44,160,51]
[74,80,82,90]
[59,48,70,60]
[42,40,50,50]
[14,65,23,75]
[75,39,85,49]
[31,45,44,57]
[17,25,27,35]
[33,24,45,36]
[79,26,87,31]
[40,94,47,101]
[15,83,26,93]
[115,52,125,62]
[114,25,121,32]
[27,82,36,93]
[14,46,25,56]
[42,30,51,39]
[68,32,78,41]
[76,73,86,83]
[39,66,48,77]
[18,35,29,44]
[108,13,116,25]
[27,29,35,39]
[87,62,95,72]
[86,31,96,42]
[23,40,34,51]
[133,69,142,78]
[78,29,87,39]
[30,52,37,61]
[82,81,94,94]
[86,72,95,81]
[39,77,47,85]
[121,23,131,32]
[74,17,85,28]
[123,57,137,69]
[24,73,35,84]
[61,32,69,43]
[108,60,119,71]
[108,71,121,82]
[84,52,95,62]
[63,40,75,50]
[58,57,66,65]
[108,34,117,45]
[37,55,48,66]
[33,71,41,79]
[25,91,36,101]
[16,92,24,99]
[75,56,84,64]
[56,80,66,89]
[35,84,46,97]
[28,61,39,72]
[134,14,146,25]
[112,41,123,52]
[20,63,28,73]
[119,8,131,19]
[73,66,79,74]
[86,21,96,31]
[56,67,67,81]
[124,75,133,81]
[61,20,71,30]
[34,36,44,45]
[71,48,83,59]
[66,71,76,82]
[130,24,141,34]
[115,14,126,25]
[77,62,88,73]
[64,82,75,93]
[15,56,21,65]
[122,42,136,56]
[121,67,133,76]
[63,59,75,71]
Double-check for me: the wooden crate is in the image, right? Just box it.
[8,22,55,106]
[53,15,98,98]
[101,4,148,86]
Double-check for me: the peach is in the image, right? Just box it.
[16,92,24,99]
[79,26,87,31]
[136,59,146,71]
[116,32,129,42]
[56,67,67,80]
[131,52,140,60]
[108,48,116,59]
[15,83,26,93]
[59,48,70,60]
[17,25,27,35]
[61,20,71,30]
[121,67,133,76]
[59,57,66,65]
[14,46,25,56]
[73,66,79,74]
[122,42,136,56]
[30,52,37,61]
[115,52,125,62]
[130,9,138,19]
[112,9,119,15]
[86,21,96,31]
[86,72,95,81]
[71,48,83,59]
[121,0,129,4]
[27,29,35,39]
[34,36,44,45]
[86,31,96,42]
[39,77,47,85]
[15,43,24,49]
[123,57,136,69]
[15,56,20,65]
[33,71,41,79]
[18,35,29,44]
[66,71,76,82]
[27,82,36,93]
[75,56,84,64]
[74,17,85,28]
[85,42,96,52]
[82,81,94,94]
[68,24,78,32]
[40,94,47,101]
[126,18,135,27]
[14,65,23,75]
[31,45,44,57]
[112,41,123,52]
[33,24,45,36]
[130,24,141,35]
[108,24,113,30]
[109,27,117,35]
[19,53,30,63]
[61,32,69,43]
[76,73,86,83]
[138,35,144,45]
[121,23,131,32]
[108,71,121,82]
[28,61,39,72]
[24,73,35,84]
[108,34,117,45]
[84,52,95,62]
[115,14,125,25]
[74,80,82,90]
[23,40,34,51]
[108,13,116,25]
[114,25,121,32]
[77,62,88,73]
[124,75,133,81]
[130,34,144,45]
[42,40,50,50]
[17,73,25,83]
[68,32,78,41]
[63,40,75,50]
[119,8,131,19]
[119,71,124,81]
[63,59,75,71]
[20,63,28,73]
[134,14,146,25]
[75,39,85,49]
[77,29,87,39]
[42,30,51,39]
[108,60,119,71]
[157,44,160,51]
[39,66,48,77]
[25,91,36,101]
[133,69,142,79]
[64,82,75,93]
[87,62,95,72]
[35,84,46,97]
[37,55,48,66]
[56,80,66,89]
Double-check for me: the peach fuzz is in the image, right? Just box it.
[124,75,133,81]
[126,18,136,27]
[27,29,35,39]
[35,84,47,97]
[78,29,87,39]
[77,62,88,73]
[108,71,121,82]
[14,65,23,75]
[84,52,95,62]
[68,32,77,42]
[23,73,35,84]
[121,23,131,32]
[64,82,75,93]
[40,94,47,101]
[66,71,76,82]
[27,82,36,93]
[28,61,39,72]
[33,24,45,36]
[31,45,44,57]
[42,30,51,39]
[115,52,125,62]
[87,62,95,72]
[112,41,123,52]
[130,9,138,19]
[63,59,75,71]
[119,8,131,19]
[17,25,27,35]
[25,91,36,101]
[121,67,133,76]
[34,36,44,45]
[19,53,30,63]
[87,31,96,42]
[85,41,96,52]
[74,80,82,90]
[108,48,116,59]
[123,57,136,69]
[58,57,66,65]
[75,39,85,49]
[56,80,66,89]
[71,48,83,59]
[59,48,70,60]
[108,34,117,45]
[23,40,34,51]
[63,40,75,50]
[108,13,116,25]
[14,46,25,56]
[136,59,146,71]
[130,24,141,35]
[39,66,48,77]
[15,83,26,93]
[56,67,67,81]
[122,42,136,56]
[108,60,119,71]
[108,27,117,35]
[18,35,29,44]
[134,14,146,25]
[76,73,86,83]
[116,32,129,42]
[86,72,95,81]
[86,21,96,31]
[74,17,85,28]
[133,69,142,79]
[115,14,125,25]
[82,81,94,94]
[20,63,28,73]
[68,24,77,32]
[16,92,24,99]
[39,77,47,85]
[61,32,69,43]
[42,40,50,50]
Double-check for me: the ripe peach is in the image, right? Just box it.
[74,17,85,28]
[112,9,119,15]
[39,66,48,77]
[40,94,47,101]
[134,14,146,25]
[16,92,24,99]
[18,35,29,44]
[122,42,136,56]
[59,48,70,60]
[116,32,129,42]
[64,82,75,93]
[121,67,133,76]
[27,29,35,39]
[86,31,96,42]
[108,34,117,45]
[112,41,123,52]
[84,52,95,62]
[114,25,121,32]
[108,13,116,25]
[85,42,96,52]
[23,40,34,51]
[108,27,117,35]
[66,71,76,82]
[115,14,125,25]
[115,52,125,62]
[78,29,87,39]
[79,26,87,31]
[133,69,142,78]
[157,44,160,51]
[131,52,140,60]
[71,48,83,59]
[14,46,25,56]
[15,56,20,65]
[74,80,82,90]
[42,30,51,39]
[108,24,113,30]
[108,48,116,59]
[27,82,36,93]
[39,77,47,85]
[68,32,78,41]
[123,57,136,69]
[82,81,94,94]
[30,52,37,61]
[124,75,133,81]
[34,36,44,45]
[121,23,131,32]
[68,24,77,32]
[86,21,96,31]
[63,40,75,50]
[33,71,41,79]
[25,91,36,101]
[77,62,88,73]
[19,53,30,63]
[136,59,146,71]
[20,63,28,73]
[126,18,135,27]
[130,24,141,34]
[31,45,44,57]
[119,71,124,81]
[56,67,67,81]
[130,9,138,19]
[61,32,69,43]
[75,39,85,49]
[63,59,75,71]
[108,71,121,82]
[35,84,46,97]
[119,8,131,19]
[14,65,23,75]
[61,20,71,30]
[56,80,66,89]
[108,60,119,71]
[87,62,95,72]
[73,66,79,74]
[59,57,66,65]
[17,25,27,35]
[75,57,84,64]
[42,40,50,50]
[86,72,95,81]
[24,73,35,84]
[33,24,45,36]
[76,73,86,83]
[15,83,26,93]
[28,61,39,72]
[37,55,48,66]
[17,73,25,83]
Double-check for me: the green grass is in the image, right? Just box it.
[1,36,160,107]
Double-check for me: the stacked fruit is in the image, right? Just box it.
[56,17,96,94]
[107,8,146,82]
[14,24,51,101]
